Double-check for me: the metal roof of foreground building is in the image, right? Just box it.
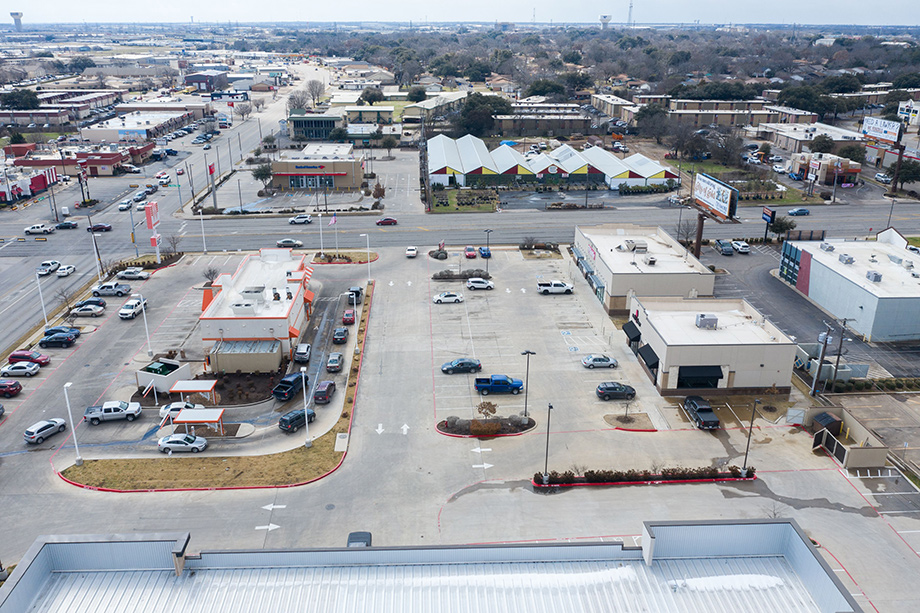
[0,521,859,613]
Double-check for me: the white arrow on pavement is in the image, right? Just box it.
[472,463,494,470]
[389,281,394,286]
[471,448,492,454]
[376,424,385,434]
[506,288,511,293]
[261,504,287,511]
[401,424,410,435]
[407,281,412,286]
[520,288,527,293]
[255,524,280,531]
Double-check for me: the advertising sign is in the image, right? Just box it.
[762,206,775,224]
[145,201,160,230]
[692,173,737,219]
[150,234,161,247]
[862,117,901,144]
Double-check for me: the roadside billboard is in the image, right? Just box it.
[692,173,738,220]
[862,117,901,144]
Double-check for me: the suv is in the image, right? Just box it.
[714,239,734,256]
[875,172,892,184]
[684,396,720,430]
[466,277,494,291]
[293,343,312,363]
[0,379,23,398]
[278,408,315,432]
[348,286,363,305]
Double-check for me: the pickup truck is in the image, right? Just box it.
[683,396,720,430]
[92,281,132,297]
[474,375,524,396]
[84,400,142,425]
[272,373,305,402]
[24,224,55,235]
[536,280,574,295]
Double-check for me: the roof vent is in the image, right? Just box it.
[866,271,883,283]
[695,313,719,330]
[230,301,257,315]
[643,255,657,266]
[819,242,835,252]
[902,259,914,270]
[838,254,855,265]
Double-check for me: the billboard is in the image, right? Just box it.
[693,173,737,220]
[145,201,160,229]
[862,117,900,144]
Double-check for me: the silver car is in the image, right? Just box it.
[294,343,312,363]
[158,433,208,453]
[581,354,618,369]
[0,362,41,377]
[71,304,105,317]
[24,418,66,444]
[158,401,204,420]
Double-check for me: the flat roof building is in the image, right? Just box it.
[81,110,192,143]
[758,122,866,154]
[270,143,364,191]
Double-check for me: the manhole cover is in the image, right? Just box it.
[326,504,335,511]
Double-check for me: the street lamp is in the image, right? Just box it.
[542,403,553,484]
[359,233,370,285]
[34,272,49,329]
[521,350,535,418]
[484,229,493,274]
[887,198,896,228]
[63,382,82,466]
[741,399,760,477]
[133,293,152,356]
[300,366,312,448]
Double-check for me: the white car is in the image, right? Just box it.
[159,401,204,419]
[56,264,76,277]
[117,267,151,280]
[433,292,464,304]
[118,298,147,320]
[731,240,751,254]
[136,201,147,211]
[769,155,783,163]
[118,200,132,211]
[406,246,418,258]
[466,277,494,290]
[1,362,41,377]
[772,164,785,173]
[288,214,312,224]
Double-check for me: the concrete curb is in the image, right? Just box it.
[531,475,757,489]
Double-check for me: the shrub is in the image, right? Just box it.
[470,420,501,436]
[896,379,905,389]
[853,380,865,391]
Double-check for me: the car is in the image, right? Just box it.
[158,433,208,453]
[118,298,148,320]
[36,260,61,275]
[441,358,482,374]
[74,297,105,309]
[788,208,810,216]
[466,277,494,290]
[714,239,734,255]
[24,418,67,444]
[133,191,147,202]
[332,327,349,344]
[375,217,397,226]
[769,155,783,163]
[158,177,170,186]
[1,362,41,377]
[165,148,178,156]
[464,246,477,259]
[71,304,105,317]
[176,168,184,175]
[731,240,751,254]
[276,238,303,248]
[478,246,491,258]
[908,245,920,255]
[158,401,204,419]
[87,223,112,232]
[293,343,312,363]
[326,352,344,372]
[596,382,636,401]
[24,224,55,235]
[875,172,892,184]
[772,164,785,173]
[118,200,132,211]
[288,214,313,224]
[581,354,618,369]
[9,350,50,366]
[136,201,147,211]
[55,220,79,229]
[202,143,211,150]
[0,379,23,398]
[38,333,76,348]
[144,185,158,195]
[117,267,151,280]
[406,246,418,258]
[44,326,80,338]
[744,143,759,151]
[342,309,356,325]
[278,408,315,433]
[155,171,168,179]
[433,292,463,304]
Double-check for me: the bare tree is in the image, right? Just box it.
[56,287,76,314]
[251,98,266,112]
[165,234,183,254]
[232,102,252,121]
[306,79,325,107]
[203,267,220,285]
[287,89,310,111]
[673,218,695,245]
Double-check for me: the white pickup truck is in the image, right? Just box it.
[536,280,574,295]
[24,223,55,235]
[83,401,142,425]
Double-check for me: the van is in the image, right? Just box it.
[313,380,336,404]
[278,408,315,433]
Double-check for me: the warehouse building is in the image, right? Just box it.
[780,229,920,342]
[270,143,364,191]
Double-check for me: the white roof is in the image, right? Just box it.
[580,146,632,177]
[202,249,310,319]
[578,225,712,276]
[428,134,463,173]
[456,134,498,174]
[547,144,589,174]
[791,239,920,298]
[489,144,530,174]
[173,408,225,423]
[622,153,668,178]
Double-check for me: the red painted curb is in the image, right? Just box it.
[532,475,756,489]
[435,423,536,439]
[613,427,658,432]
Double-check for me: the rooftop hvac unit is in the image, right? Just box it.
[903,259,915,270]
[623,239,648,252]
[239,286,266,304]
[695,313,719,330]
[838,254,855,265]
[888,254,903,265]
[866,270,883,283]
[230,301,257,316]
[819,242,835,252]
[643,255,657,266]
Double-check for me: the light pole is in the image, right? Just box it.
[887,198,896,228]
[359,233,370,285]
[63,382,82,466]
[133,293,152,356]
[484,228,493,274]
[542,403,553,484]
[521,350,535,418]
[741,399,760,477]
[34,272,49,329]
[810,322,834,397]
[300,366,312,448]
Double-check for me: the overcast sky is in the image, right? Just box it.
[14,1,920,27]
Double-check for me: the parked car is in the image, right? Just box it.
[326,352,344,372]
[202,143,211,150]
[772,164,785,173]
[342,309,356,325]
[731,240,751,254]
[92,281,131,297]
[84,400,142,425]
[293,343,312,363]
[478,246,491,258]
[74,297,105,309]
[158,433,208,453]
[117,267,151,280]
[348,287,363,305]
[466,278,494,291]
[44,326,80,338]
[464,246,477,259]
[375,217,397,226]
[714,239,734,255]
[596,382,636,401]
[684,396,720,430]
[474,375,523,395]
[36,260,61,275]
[0,379,23,398]
[9,350,50,366]
[38,333,76,348]
[159,401,204,420]
[441,358,482,374]
[405,246,418,258]
[24,418,66,444]
[875,172,892,184]
[433,292,464,304]
[288,214,312,224]
[71,304,105,317]
[332,327,349,344]
[788,208,810,216]
[581,354,618,369]
[56,220,79,229]
[276,238,303,248]
[1,362,41,377]
[278,408,315,433]
[118,298,148,320]
[87,223,112,232]
[769,155,783,163]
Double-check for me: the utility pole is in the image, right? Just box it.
[810,322,834,397]
[828,318,854,393]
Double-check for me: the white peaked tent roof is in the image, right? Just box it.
[623,153,670,178]
[547,144,590,174]
[455,134,499,174]
[490,144,532,174]
[527,152,561,173]
[427,134,464,174]
[579,146,633,178]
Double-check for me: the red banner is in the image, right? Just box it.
[208,163,215,175]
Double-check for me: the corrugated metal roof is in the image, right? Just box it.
[427,134,463,173]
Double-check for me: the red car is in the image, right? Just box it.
[176,168,185,175]
[0,379,23,398]
[375,217,397,226]
[8,350,51,366]
[342,309,356,325]
[464,246,477,259]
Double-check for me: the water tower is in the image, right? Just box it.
[599,15,611,30]
[10,12,22,32]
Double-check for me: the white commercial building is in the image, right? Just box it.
[626,296,796,395]
[780,229,920,342]
[572,224,715,314]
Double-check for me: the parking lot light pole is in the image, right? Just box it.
[542,403,553,484]
[887,198,896,228]
[63,382,82,466]
[484,229,493,274]
[359,233,370,285]
[521,350,535,418]
[34,272,49,329]
[741,399,760,477]
[301,366,312,448]
[133,293,152,356]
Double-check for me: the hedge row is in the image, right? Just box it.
[535,465,753,485]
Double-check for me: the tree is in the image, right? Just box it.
[0,89,40,110]
[360,87,384,106]
[673,219,695,245]
[306,79,325,107]
[758,143,772,156]
[251,98,266,112]
[203,267,220,285]
[892,73,920,90]
[372,183,386,200]
[380,134,398,157]
[9,132,25,144]
[888,160,920,191]
[251,164,273,189]
[454,93,512,137]
[837,144,866,165]
[561,71,593,92]
[524,79,565,97]
[562,50,582,65]
[810,134,835,153]
[635,105,669,144]
[262,134,276,148]
[329,127,348,142]
[165,234,183,255]
[769,216,797,236]
[407,86,427,102]
[67,56,96,73]
[287,89,310,111]
[232,102,252,121]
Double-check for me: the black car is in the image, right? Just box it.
[165,148,178,156]
[87,223,112,232]
[441,358,482,374]
[39,333,76,348]
[278,408,315,433]
[44,326,81,338]
[596,382,636,401]
[145,185,158,195]
[74,297,106,309]
[56,220,79,230]
[332,327,349,344]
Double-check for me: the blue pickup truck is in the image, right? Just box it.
[272,373,305,402]
[474,375,524,396]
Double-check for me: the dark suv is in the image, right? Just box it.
[684,396,720,430]
[278,408,315,433]
[0,379,23,398]
[714,240,733,256]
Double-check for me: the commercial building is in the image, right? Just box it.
[287,109,343,141]
[402,91,469,123]
[344,105,394,124]
[270,143,364,191]
[898,99,919,126]
[115,100,211,120]
[80,110,193,143]
[626,296,795,395]
[11,142,155,177]
[758,122,866,154]
[573,224,714,315]
[780,229,920,342]
[0,520,860,613]
[184,70,229,92]
[0,165,59,204]
[788,152,862,185]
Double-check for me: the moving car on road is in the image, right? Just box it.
[36,260,61,275]
[788,208,810,216]
[56,264,76,277]
[276,238,303,248]
[375,217,397,226]
[87,223,112,232]
[56,220,79,229]
[158,433,208,453]
[24,419,66,444]
[288,214,312,224]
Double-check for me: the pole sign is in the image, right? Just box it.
[145,201,160,230]
[762,206,775,223]
[692,173,738,220]
[150,233,161,247]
